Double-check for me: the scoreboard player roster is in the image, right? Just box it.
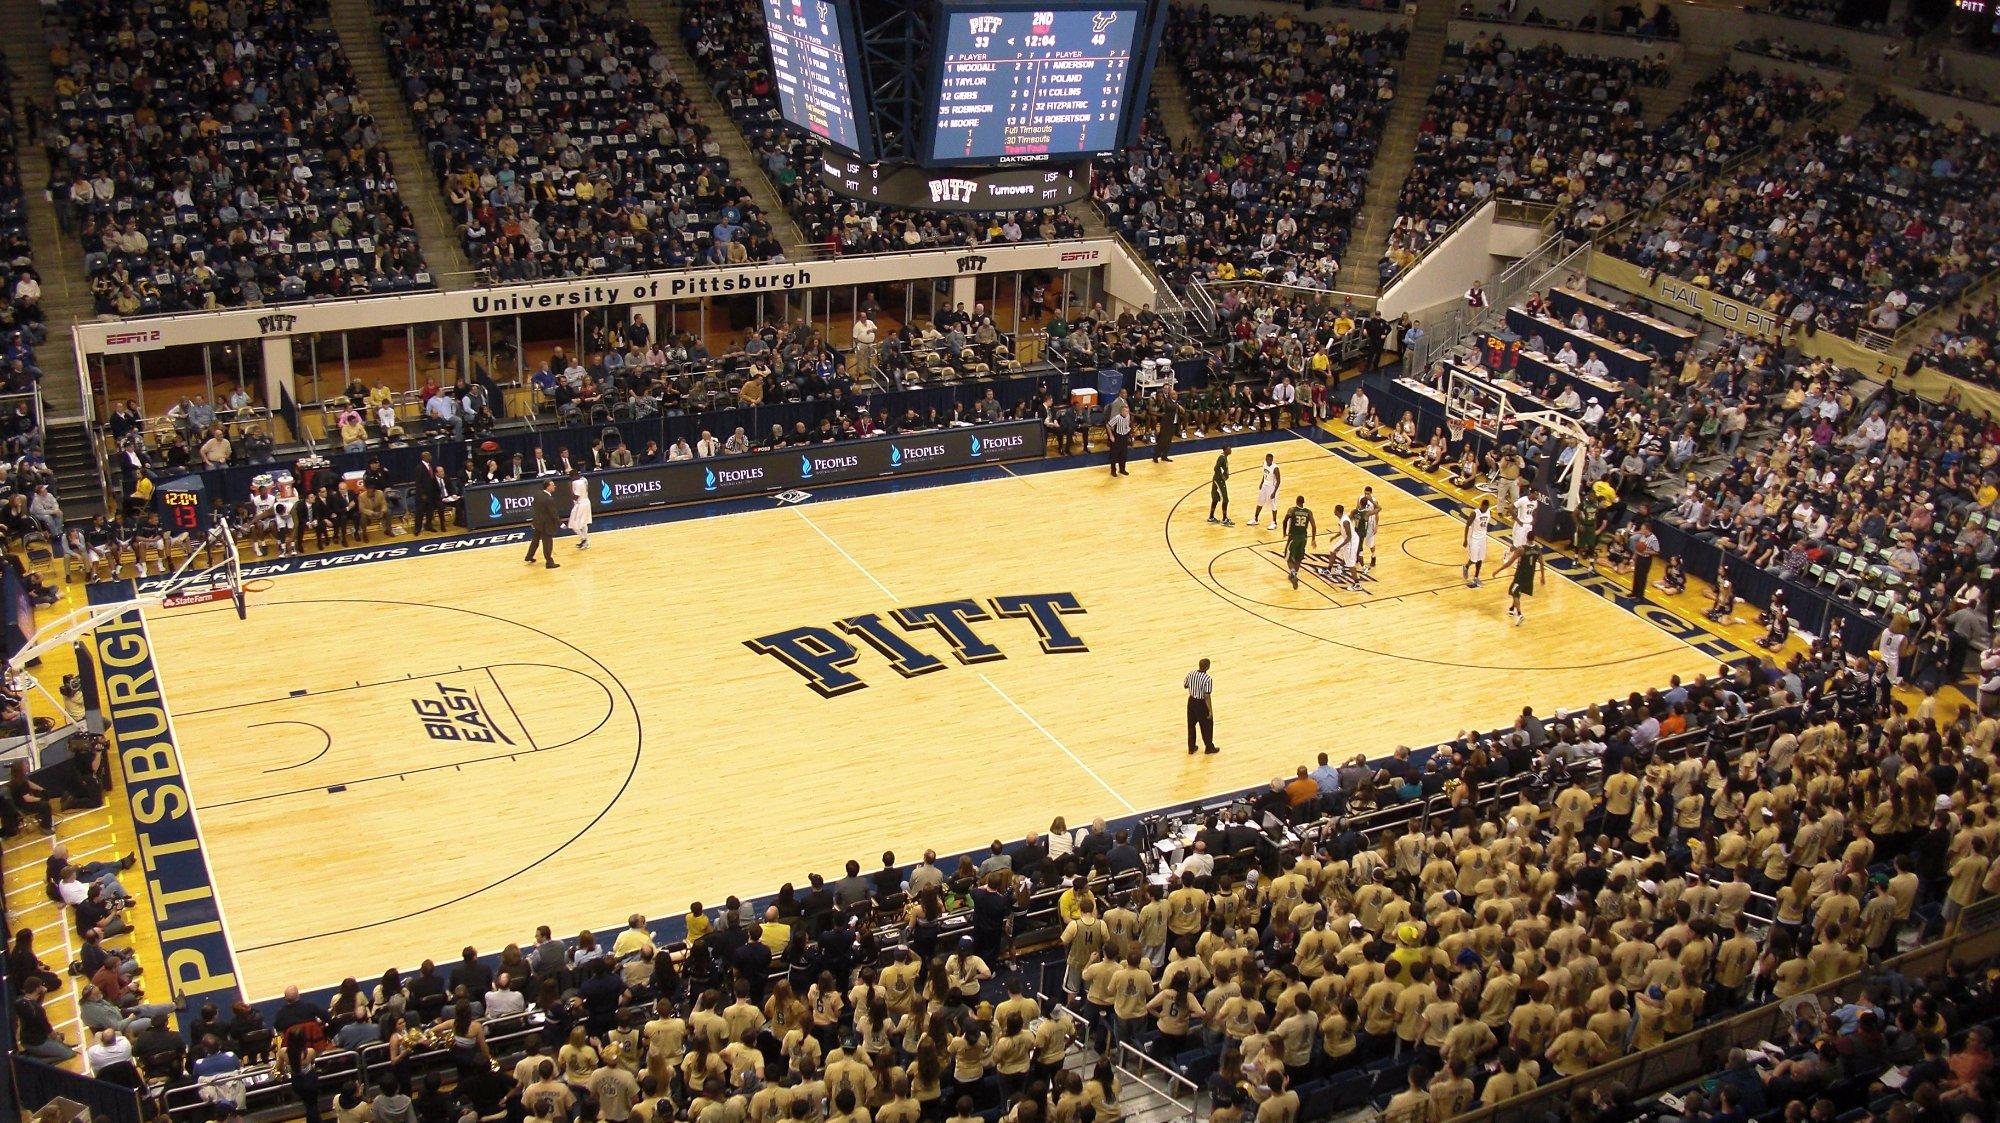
[762,0,870,156]
[930,5,1142,164]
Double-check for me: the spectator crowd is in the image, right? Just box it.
[380,0,784,281]
[17,647,2000,1123]
[1614,97,2000,340]
[45,0,432,312]
[1095,8,1407,289]
[1385,49,1829,283]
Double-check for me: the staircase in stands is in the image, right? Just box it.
[1334,0,1451,301]
[325,0,479,291]
[1639,45,1729,128]
[639,0,814,256]
[1147,61,1200,150]
[0,4,107,513]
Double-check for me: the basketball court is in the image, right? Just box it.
[113,432,1720,999]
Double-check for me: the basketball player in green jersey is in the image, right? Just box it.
[1281,496,1317,589]
[1507,542,1545,625]
[1207,444,1234,525]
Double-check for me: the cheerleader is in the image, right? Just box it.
[1447,447,1481,489]
[1756,592,1791,650]
[1703,571,1736,622]
[1659,554,1687,596]
[1387,411,1417,455]
[567,467,593,549]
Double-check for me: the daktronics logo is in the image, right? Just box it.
[889,443,947,469]
[800,453,860,480]
[105,328,163,349]
[703,465,767,492]
[1059,250,1101,264]
[599,478,663,505]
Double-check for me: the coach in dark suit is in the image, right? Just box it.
[411,454,445,535]
[524,480,561,569]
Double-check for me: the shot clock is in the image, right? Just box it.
[155,475,211,538]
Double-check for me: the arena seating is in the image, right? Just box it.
[1094,9,1407,287]
[1913,295,1999,386]
[679,0,1086,254]
[1755,0,1893,33]
[377,0,783,280]
[1384,39,1666,281]
[1457,1,1681,38]
[1382,57,1828,282]
[1612,96,2000,340]
[44,0,431,312]
[1734,33,1854,70]
[91,650,1999,1123]
[0,51,46,395]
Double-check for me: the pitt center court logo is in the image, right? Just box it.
[748,593,1087,696]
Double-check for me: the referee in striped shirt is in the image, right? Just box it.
[1185,658,1217,755]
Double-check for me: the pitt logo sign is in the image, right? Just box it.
[257,313,299,335]
[747,592,1087,696]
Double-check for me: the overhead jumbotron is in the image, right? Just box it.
[758,0,1166,209]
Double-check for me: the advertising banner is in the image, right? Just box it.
[463,420,1046,529]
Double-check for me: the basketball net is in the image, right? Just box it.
[4,523,248,770]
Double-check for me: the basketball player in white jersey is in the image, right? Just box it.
[272,477,299,558]
[1463,497,1492,587]
[1252,453,1282,530]
[1353,485,1381,571]
[1502,491,1539,571]
[248,476,278,557]
[1322,504,1363,590]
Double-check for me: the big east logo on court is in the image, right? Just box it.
[747,593,1087,696]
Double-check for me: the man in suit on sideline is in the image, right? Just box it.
[411,453,444,535]
[525,480,561,569]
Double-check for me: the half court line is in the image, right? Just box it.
[790,508,1139,813]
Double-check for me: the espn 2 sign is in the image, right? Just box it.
[103,328,165,354]
[1059,250,1101,265]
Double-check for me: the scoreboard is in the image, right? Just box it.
[926,1,1152,165]
[761,0,874,159]
[754,0,1164,191]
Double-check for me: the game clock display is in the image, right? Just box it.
[924,0,1160,166]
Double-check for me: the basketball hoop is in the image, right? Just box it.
[1447,417,1478,438]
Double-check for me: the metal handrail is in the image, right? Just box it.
[1450,9,1683,43]
[1195,277,1381,311]
[1112,1041,1199,1123]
